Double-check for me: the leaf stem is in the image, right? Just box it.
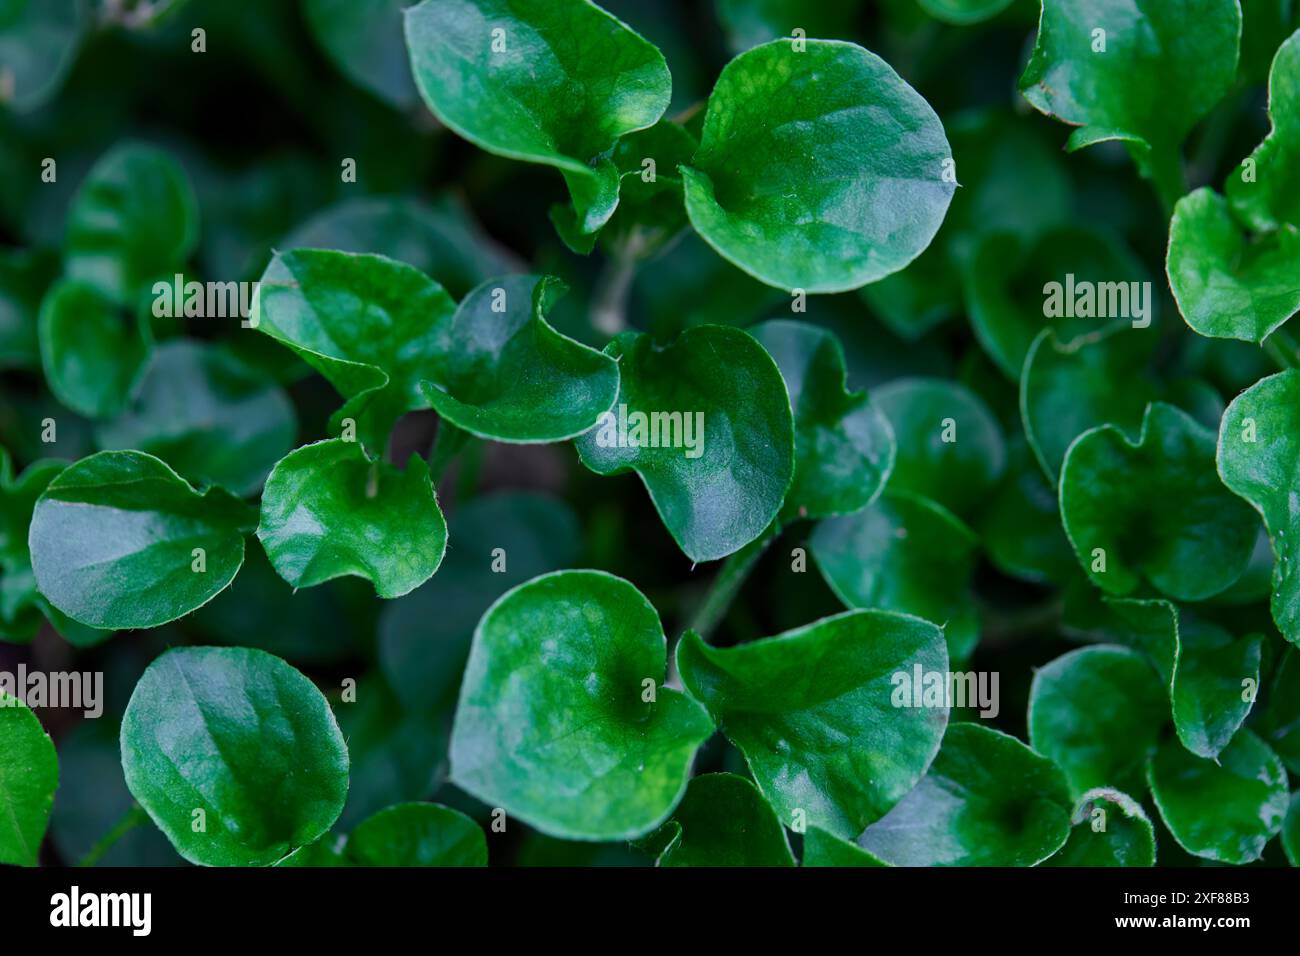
[77,803,148,867]
[590,236,647,337]
[1263,326,1300,370]
[689,522,781,641]
[428,419,472,485]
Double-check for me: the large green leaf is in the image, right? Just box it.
[346,803,487,867]
[97,341,296,497]
[0,0,86,112]
[29,450,254,629]
[750,319,894,520]
[574,325,793,563]
[858,724,1072,866]
[0,691,58,865]
[404,0,670,246]
[645,773,795,867]
[304,0,419,110]
[1045,788,1156,867]
[1147,730,1289,864]
[64,142,199,307]
[257,438,447,599]
[449,570,714,841]
[1060,402,1258,601]
[682,38,955,293]
[676,609,949,839]
[1028,645,1166,797]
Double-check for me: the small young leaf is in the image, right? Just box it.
[29,450,253,629]
[1147,730,1289,864]
[97,340,296,497]
[346,803,487,867]
[404,0,671,245]
[646,773,794,867]
[858,724,1072,866]
[676,609,949,839]
[1028,645,1166,797]
[303,0,419,110]
[0,0,86,112]
[574,325,793,563]
[750,319,894,520]
[801,826,889,867]
[257,438,447,599]
[120,646,350,867]
[1045,788,1156,867]
[682,38,955,293]
[450,570,714,841]
[0,691,58,865]
[1060,402,1258,601]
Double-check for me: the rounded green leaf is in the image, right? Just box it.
[647,773,794,867]
[1045,788,1156,867]
[97,340,296,497]
[873,377,1004,518]
[677,609,949,838]
[304,0,418,109]
[801,825,889,867]
[0,0,86,112]
[811,492,980,663]
[1225,29,1300,233]
[449,570,714,841]
[257,438,447,599]
[346,803,487,867]
[65,142,199,307]
[858,724,1072,866]
[0,691,58,866]
[1147,729,1289,864]
[682,38,955,293]
[39,279,152,419]
[29,450,253,629]
[750,319,894,520]
[404,0,670,242]
[574,326,794,563]
[120,646,349,867]
[1028,645,1166,798]
[1060,402,1258,601]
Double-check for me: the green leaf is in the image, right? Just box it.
[1259,648,1300,774]
[0,0,86,112]
[97,340,296,497]
[873,377,1005,518]
[1284,790,1300,866]
[1060,402,1258,601]
[346,803,487,867]
[39,279,152,419]
[0,691,58,865]
[750,319,894,520]
[676,609,949,838]
[811,492,980,664]
[404,0,671,244]
[574,325,793,563]
[714,0,866,52]
[1028,645,1166,797]
[450,570,714,841]
[1147,729,1289,864]
[858,724,1072,866]
[682,38,955,293]
[29,450,254,629]
[120,646,349,867]
[919,0,1014,24]
[977,434,1076,585]
[646,773,795,867]
[65,142,199,307]
[1218,369,1300,645]
[303,0,419,110]
[1045,788,1156,867]
[1227,29,1300,232]
[801,825,889,867]
[257,438,447,599]
[0,247,56,369]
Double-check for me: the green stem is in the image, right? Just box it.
[1264,326,1300,370]
[1145,146,1188,217]
[428,420,471,485]
[77,803,147,867]
[689,522,781,640]
[590,235,648,336]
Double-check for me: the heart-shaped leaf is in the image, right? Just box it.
[811,492,980,663]
[257,438,447,599]
[1045,788,1156,867]
[676,609,949,838]
[574,325,793,563]
[303,0,419,110]
[121,647,349,866]
[682,38,955,293]
[65,142,199,307]
[1028,645,1166,797]
[645,773,794,867]
[449,570,714,841]
[404,0,671,246]
[346,803,487,867]
[1147,729,1289,864]
[97,340,297,497]
[0,0,86,112]
[1060,402,1258,601]
[750,319,894,520]
[29,450,254,629]
[801,826,889,867]
[858,724,1072,866]
[0,691,58,865]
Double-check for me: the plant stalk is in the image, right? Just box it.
[77,803,148,867]
[688,522,781,640]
